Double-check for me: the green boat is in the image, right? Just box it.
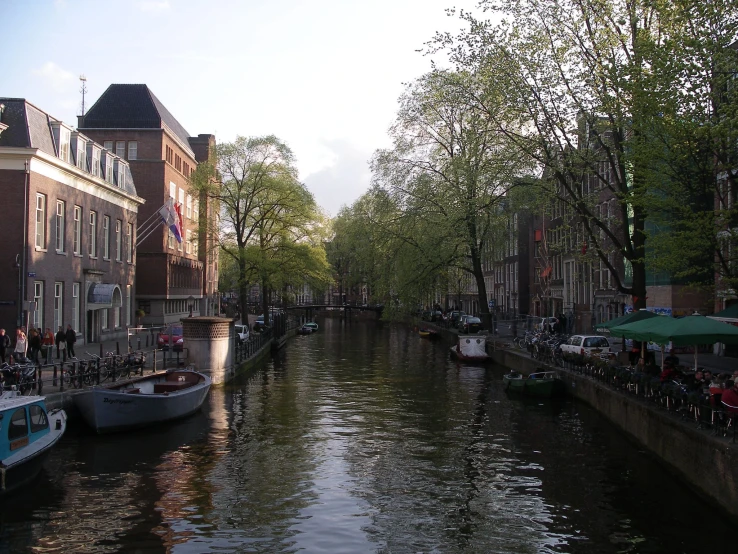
[503,370,566,397]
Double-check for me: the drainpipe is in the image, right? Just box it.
[20,159,29,327]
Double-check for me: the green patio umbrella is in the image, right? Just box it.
[596,309,660,334]
[611,315,738,369]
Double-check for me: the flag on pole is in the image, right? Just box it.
[174,202,184,241]
[158,199,182,243]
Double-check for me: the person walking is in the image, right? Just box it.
[28,328,42,365]
[13,328,28,363]
[0,328,10,363]
[55,326,66,359]
[42,327,54,363]
[65,324,77,358]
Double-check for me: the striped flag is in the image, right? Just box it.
[158,199,182,243]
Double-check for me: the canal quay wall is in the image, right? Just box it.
[488,345,738,520]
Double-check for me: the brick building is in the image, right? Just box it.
[0,98,144,344]
[78,85,219,326]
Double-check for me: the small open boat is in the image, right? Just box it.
[418,327,438,339]
[73,369,211,434]
[303,322,318,332]
[450,335,490,362]
[503,370,566,397]
[0,390,67,495]
[296,324,313,335]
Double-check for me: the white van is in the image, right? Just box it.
[235,323,250,342]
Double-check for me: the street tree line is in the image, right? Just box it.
[329,0,738,319]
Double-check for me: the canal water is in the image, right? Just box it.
[0,319,734,553]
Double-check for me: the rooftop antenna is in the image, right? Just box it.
[79,75,87,116]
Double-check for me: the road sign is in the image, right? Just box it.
[488,299,495,308]
[27,272,36,277]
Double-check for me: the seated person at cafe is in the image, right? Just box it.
[682,370,705,392]
[659,364,678,383]
[721,378,738,411]
[663,349,680,368]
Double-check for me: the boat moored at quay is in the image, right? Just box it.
[0,390,67,495]
[73,369,211,434]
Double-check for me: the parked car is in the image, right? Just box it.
[253,315,265,332]
[449,311,466,327]
[421,310,434,322]
[560,335,611,357]
[432,310,444,322]
[157,324,184,351]
[235,323,250,342]
[459,316,482,334]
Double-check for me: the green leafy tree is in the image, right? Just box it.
[191,135,331,324]
[370,69,531,324]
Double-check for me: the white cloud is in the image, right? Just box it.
[32,62,76,93]
[136,0,171,12]
[302,139,373,217]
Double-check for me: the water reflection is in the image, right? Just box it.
[0,320,735,553]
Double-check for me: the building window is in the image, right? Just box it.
[59,128,70,163]
[101,308,109,330]
[103,216,110,259]
[104,141,113,151]
[91,148,100,177]
[77,142,87,171]
[116,219,122,261]
[55,200,65,252]
[116,141,125,158]
[54,282,63,333]
[186,229,192,254]
[72,283,80,333]
[126,222,133,262]
[73,206,81,254]
[33,281,44,330]
[186,194,192,219]
[35,193,46,249]
[113,304,120,328]
[166,145,173,164]
[128,141,137,160]
[194,199,199,222]
[106,156,114,184]
[89,211,97,257]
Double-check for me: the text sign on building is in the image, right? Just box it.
[27,272,36,277]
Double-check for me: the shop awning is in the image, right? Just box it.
[88,283,122,306]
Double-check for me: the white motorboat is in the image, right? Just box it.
[0,390,67,494]
[73,369,211,434]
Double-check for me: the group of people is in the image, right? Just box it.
[0,325,77,365]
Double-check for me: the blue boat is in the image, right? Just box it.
[0,391,67,495]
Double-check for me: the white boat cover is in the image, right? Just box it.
[458,336,487,358]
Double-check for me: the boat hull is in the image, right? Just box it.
[1,409,66,495]
[74,372,211,434]
[503,373,565,398]
[449,346,490,362]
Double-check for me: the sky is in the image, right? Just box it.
[3,0,481,217]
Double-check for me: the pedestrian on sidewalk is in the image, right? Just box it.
[0,328,10,363]
[65,324,77,358]
[42,327,54,362]
[28,328,41,365]
[55,326,66,358]
[13,328,28,363]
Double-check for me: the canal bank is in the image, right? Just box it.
[489,344,738,520]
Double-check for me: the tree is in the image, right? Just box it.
[370,69,531,324]
[191,135,331,324]
[434,0,737,310]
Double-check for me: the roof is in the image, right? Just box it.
[81,84,195,158]
[0,98,57,155]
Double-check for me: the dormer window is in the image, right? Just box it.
[87,143,102,177]
[50,121,72,163]
[71,132,88,172]
[106,155,114,184]
[113,159,128,189]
